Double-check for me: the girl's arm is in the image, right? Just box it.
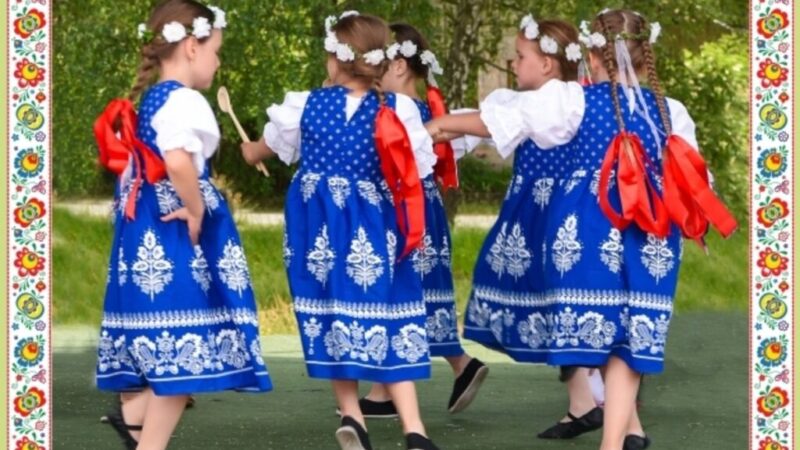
[161,149,204,244]
[426,112,490,143]
[241,137,275,165]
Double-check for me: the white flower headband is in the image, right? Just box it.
[386,40,444,86]
[324,11,386,66]
[138,5,227,44]
[579,12,661,49]
[519,14,582,63]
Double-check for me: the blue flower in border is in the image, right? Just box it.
[14,148,44,179]
[14,337,44,367]
[757,337,786,367]
[757,150,787,178]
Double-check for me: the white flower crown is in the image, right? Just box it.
[519,14,582,63]
[138,5,227,44]
[324,11,386,66]
[385,40,444,76]
[581,11,661,49]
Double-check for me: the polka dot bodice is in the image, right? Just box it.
[413,98,433,123]
[137,80,183,157]
[512,138,567,180]
[570,82,670,173]
[298,86,397,180]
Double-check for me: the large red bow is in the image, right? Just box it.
[662,134,738,248]
[374,105,426,258]
[426,86,459,190]
[598,131,670,237]
[94,99,166,220]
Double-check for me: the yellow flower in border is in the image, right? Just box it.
[13,387,46,417]
[13,9,46,39]
[758,436,788,450]
[757,9,790,38]
[757,387,789,417]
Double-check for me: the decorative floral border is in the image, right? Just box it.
[751,1,794,449]
[7,1,51,449]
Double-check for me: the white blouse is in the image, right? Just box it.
[262,91,437,179]
[478,79,700,162]
[151,87,220,174]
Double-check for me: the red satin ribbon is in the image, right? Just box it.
[662,134,738,247]
[374,105,426,258]
[94,99,166,220]
[426,86,459,190]
[598,131,670,237]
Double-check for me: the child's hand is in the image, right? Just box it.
[161,207,203,245]
[241,140,267,166]
[426,119,459,143]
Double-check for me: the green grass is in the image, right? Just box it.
[54,208,747,332]
[53,312,747,449]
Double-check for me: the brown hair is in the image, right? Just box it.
[128,0,215,101]
[388,23,431,82]
[329,14,392,103]
[518,19,580,82]
[590,9,670,134]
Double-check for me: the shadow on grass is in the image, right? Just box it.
[55,312,746,449]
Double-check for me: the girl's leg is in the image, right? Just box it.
[385,381,426,436]
[627,408,645,437]
[365,383,391,402]
[444,354,470,376]
[333,380,365,427]
[120,390,150,441]
[600,356,642,450]
[136,392,190,450]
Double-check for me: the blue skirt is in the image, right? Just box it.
[96,176,273,395]
[284,169,431,383]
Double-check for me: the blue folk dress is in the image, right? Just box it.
[266,86,437,382]
[96,81,273,394]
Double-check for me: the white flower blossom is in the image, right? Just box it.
[580,20,591,36]
[137,23,147,39]
[162,22,187,43]
[523,22,539,40]
[539,35,559,54]
[649,22,661,44]
[208,5,227,29]
[363,49,386,65]
[588,32,607,48]
[324,15,337,33]
[519,14,534,30]
[386,43,400,59]
[399,40,417,57]
[336,43,355,62]
[565,42,582,62]
[192,17,212,39]
[340,10,359,18]
[420,50,443,74]
[324,32,339,53]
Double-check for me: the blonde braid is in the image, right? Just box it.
[128,45,159,102]
[598,15,625,131]
[641,41,672,135]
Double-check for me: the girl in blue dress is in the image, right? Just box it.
[94,2,272,449]
[350,22,488,420]
[426,9,735,450]
[241,12,440,450]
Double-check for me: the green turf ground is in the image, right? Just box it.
[54,312,746,449]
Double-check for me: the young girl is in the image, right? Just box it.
[240,12,440,450]
[427,9,735,450]
[94,1,272,449]
[349,22,488,420]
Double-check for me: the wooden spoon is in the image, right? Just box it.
[217,86,269,177]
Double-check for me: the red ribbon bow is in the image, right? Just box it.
[426,86,459,190]
[662,134,738,248]
[598,131,670,237]
[94,99,167,220]
[374,105,426,259]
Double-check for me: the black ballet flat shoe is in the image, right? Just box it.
[335,416,373,450]
[406,432,440,450]
[105,406,141,450]
[448,358,489,413]
[336,397,398,419]
[624,434,651,450]
[537,406,604,439]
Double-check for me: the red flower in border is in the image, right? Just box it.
[14,247,45,277]
[757,59,789,88]
[778,92,789,103]
[13,198,46,228]
[757,9,790,38]
[757,247,788,277]
[35,92,46,103]
[13,59,45,88]
[13,387,46,417]
[778,281,789,292]
[14,436,45,450]
[13,9,46,39]
[35,281,46,292]
[756,198,789,227]
[757,387,789,417]
[758,436,788,450]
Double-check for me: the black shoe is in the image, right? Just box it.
[624,434,651,450]
[448,358,489,413]
[336,397,399,419]
[406,432,440,450]
[105,407,141,450]
[537,407,604,439]
[335,416,373,450]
